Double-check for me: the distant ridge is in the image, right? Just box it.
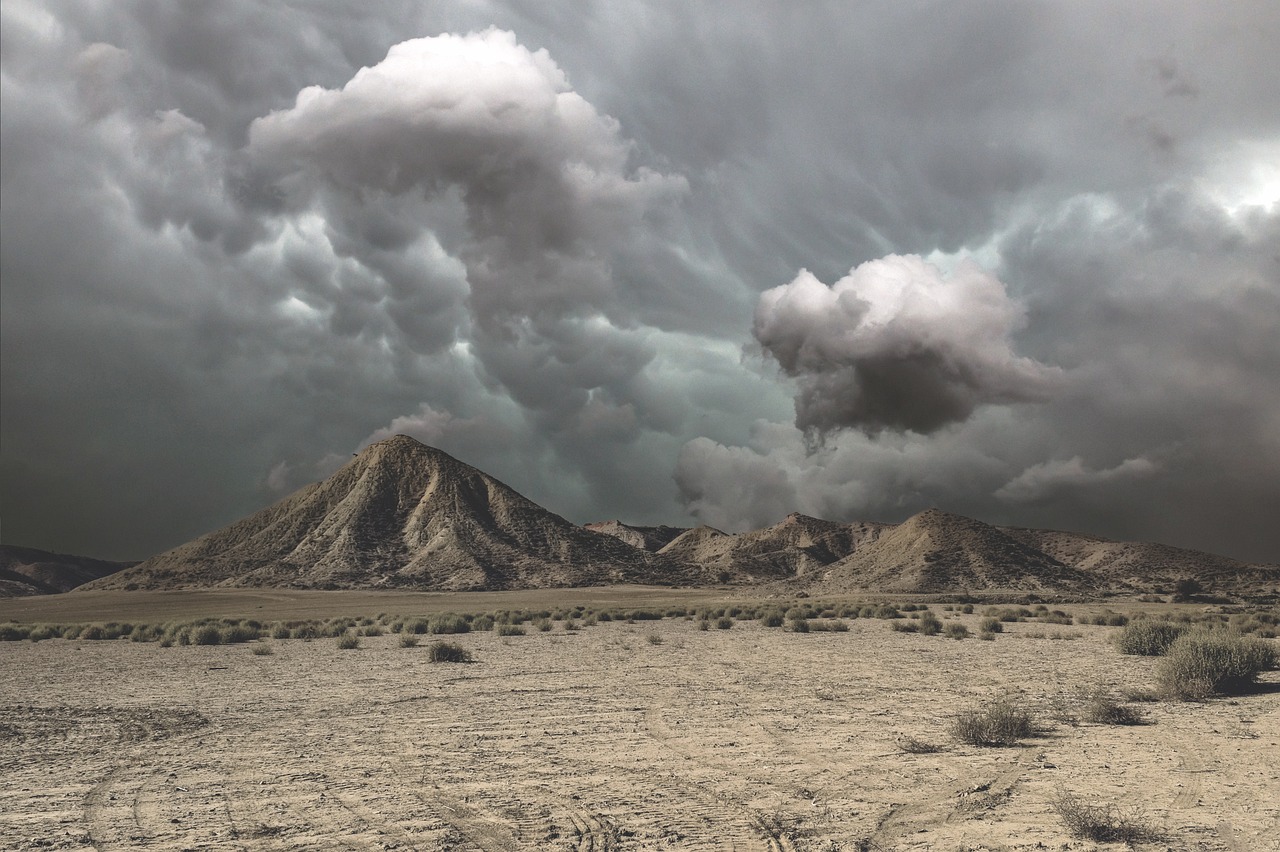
[83,436,693,592]
[67,437,1278,596]
[657,514,887,582]
[811,509,1091,594]
[0,546,133,597]
[584,520,688,552]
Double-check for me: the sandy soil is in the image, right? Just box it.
[2,612,1277,851]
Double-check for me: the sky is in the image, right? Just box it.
[2,1,1278,564]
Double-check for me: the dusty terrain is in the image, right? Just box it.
[2,602,1277,851]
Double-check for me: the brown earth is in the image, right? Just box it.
[2,599,1277,851]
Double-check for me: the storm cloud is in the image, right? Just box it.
[753,255,1061,437]
[3,1,1278,563]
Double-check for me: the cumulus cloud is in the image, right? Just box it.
[246,29,686,332]
[996,456,1160,504]
[753,255,1061,437]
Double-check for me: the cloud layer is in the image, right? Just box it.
[2,1,1278,564]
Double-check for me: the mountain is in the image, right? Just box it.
[0,545,133,597]
[656,514,888,582]
[999,526,1280,595]
[805,509,1093,594]
[583,520,688,552]
[82,436,693,592]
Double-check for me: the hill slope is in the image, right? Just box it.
[999,526,1280,595]
[82,436,691,591]
[810,509,1092,594]
[583,520,688,552]
[657,514,887,581]
[0,546,133,597]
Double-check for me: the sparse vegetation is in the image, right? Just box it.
[251,644,274,656]
[1115,620,1188,656]
[336,633,360,650]
[944,623,969,640]
[428,641,472,663]
[495,624,526,637]
[950,696,1038,746]
[1052,790,1155,842]
[1156,631,1276,700]
[398,634,419,647]
[979,616,1003,633]
[1082,690,1146,725]
[898,736,942,754]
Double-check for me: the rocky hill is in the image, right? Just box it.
[657,514,887,582]
[82,436,693,592]
[999,526,1280,595]
[0,546,133,597]
[583,520,688,552]
[808,509,1092,594]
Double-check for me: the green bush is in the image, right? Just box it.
[1116,620,1188,656]
[1156,631,1276,700]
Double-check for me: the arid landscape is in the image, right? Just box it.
[3,436,1279,850]
[2,592,1278,851]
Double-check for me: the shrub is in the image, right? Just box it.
[271,625,291,640]
[1083,690,1145,725]
[646,633,664,645]
[979,617,1003,634]
[80,625,107,640]
[950,696,1038,746]
[1156,631,1277,700]
[336,633,360,650]
[428,641,472,663]
[697,619,710,631]
[1052,791,1154,842]
[1116,620,1189,656]
[788,618,810,633]
[918,612,942,636]
[0,624,29,641]
[29,625,60,642]
[760,611,785,628]
[251,644,274,656]
[470,615,495,632]
[429,614,470,635]
[398,634,419,648]
[405,619,431,635]
[535,618,553,632]
[960,603,974,614]
[898,736,942,754]
[944,624,970,640]
[192,624,223,646]
[714,617,734,630]
[496,624,525,637]
[891,621,918,633]
[361,625,384,637]
[221,625,259,644]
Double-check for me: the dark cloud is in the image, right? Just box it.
[753,256,1060,437]
[2,1,1279,563]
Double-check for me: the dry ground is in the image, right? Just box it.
[2,603,1277,851]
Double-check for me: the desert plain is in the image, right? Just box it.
[1,590,1277,852]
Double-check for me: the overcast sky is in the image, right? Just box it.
[3,1,1278,563]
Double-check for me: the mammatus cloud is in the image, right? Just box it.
[995,455,1160,504]
[753,255,1061,438]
